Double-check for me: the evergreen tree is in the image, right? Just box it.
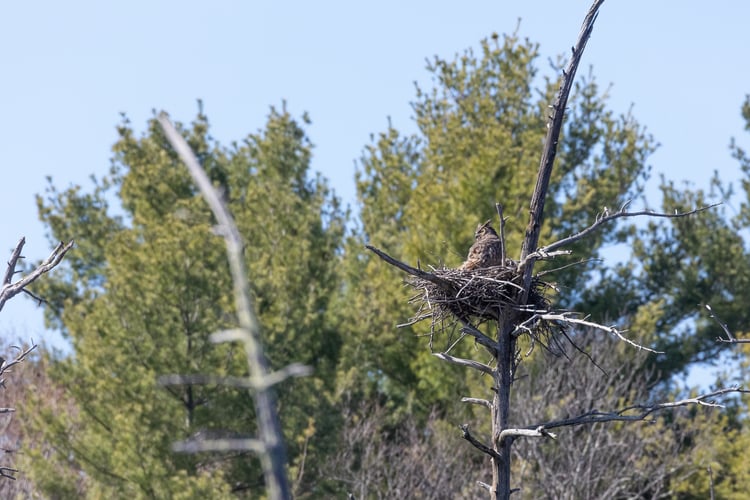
[22,106,346,497]
[338,32,655,422]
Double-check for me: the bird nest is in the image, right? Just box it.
[405,263,553,344]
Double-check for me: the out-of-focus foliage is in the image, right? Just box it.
[21,106,346,497]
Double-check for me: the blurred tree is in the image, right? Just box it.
[21,106,346,497]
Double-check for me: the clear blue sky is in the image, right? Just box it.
[1,1,749,370]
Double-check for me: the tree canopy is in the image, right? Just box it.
[11,28,750,499]
[23,106,345,497]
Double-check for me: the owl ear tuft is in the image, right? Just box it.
[476,219,492,232]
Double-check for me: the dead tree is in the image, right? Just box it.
[366,1,747,498]
[1,238,73,312]
[0,237,74,480]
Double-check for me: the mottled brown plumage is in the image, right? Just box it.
[460,220,503,270]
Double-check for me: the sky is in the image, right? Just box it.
[0,1,748,383]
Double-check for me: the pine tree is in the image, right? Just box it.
[22,106,346,497]
[338,32,655,422]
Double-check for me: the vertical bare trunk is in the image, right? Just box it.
[492,318,516,499]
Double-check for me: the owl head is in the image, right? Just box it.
[475,220,498,239]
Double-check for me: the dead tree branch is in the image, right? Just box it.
[459,320,500,355]
[705,304,750,344]
[0,238,74,312]
[365,244,453,288]
[0,239,68,482]
[158,362,311,391]
[497,426,558,443]
[496,203,507,265]
[520,201,720,268]
[173,438,266,454]
[527,312,661,353]
[524,386,749,434]
[460,424,501,461]
[519,0,605,288]
[158,113,295,500]
[0,342,38,481]
[0,467,18,480]
[433,353,493,375]
[462,397,493,409]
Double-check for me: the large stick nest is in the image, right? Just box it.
[406,263,553,342]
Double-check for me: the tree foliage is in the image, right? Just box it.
[339,32,654,423]
[10,24,750,498]
[22,106,345,497]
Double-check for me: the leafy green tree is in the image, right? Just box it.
[608,94,750,378]
[338,32,655,422]
[335,28,750,498]
[21,106,345,497]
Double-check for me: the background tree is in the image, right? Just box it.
[21,106,346,497]
[337,26,653,435]
[348,2,748,497]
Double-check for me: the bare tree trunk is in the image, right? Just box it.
[492,318,516,499]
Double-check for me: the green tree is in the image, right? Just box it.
[333,28,750,499]
[338,32,654,423]
[21,106,346,497]
[609,94,750,378]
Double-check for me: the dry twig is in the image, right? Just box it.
[1,238,74,312]
[519,201,720,269]
[705,304,750,344]
[508,386,750,439]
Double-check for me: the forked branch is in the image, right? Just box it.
[158,113,294,500]
[519,312,662,353]
[502,386,749,441]
[520,202,720,268]
[0,238,74,312]
[706,304,750,344]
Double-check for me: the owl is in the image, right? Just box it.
[460,220,503,270]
